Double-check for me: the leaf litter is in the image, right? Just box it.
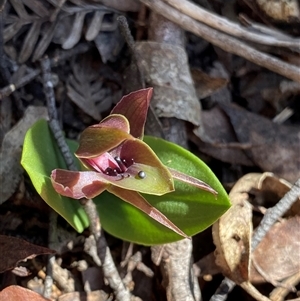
[0,0,300,300]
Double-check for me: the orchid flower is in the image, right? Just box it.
[51,88,217,238]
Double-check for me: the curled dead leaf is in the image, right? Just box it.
[212,173,258,284]
[212,173,274,301]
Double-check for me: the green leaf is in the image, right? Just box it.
[95,136,231,245]
[21,119,89,232]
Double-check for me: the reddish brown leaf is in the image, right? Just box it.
[0,235,55,273]
[0,285,50,301]
[251,216,300,283]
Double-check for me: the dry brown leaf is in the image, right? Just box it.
[251,216,300,283]
[254,172,300,217]
[246,173,300,285]
[135,41,202,127]
[0,285,50,301]
[212,173,274,301]
[256,0,300,21]
[0,235,55,273]
[220,103,300,182]
[212,173,257,284]
[191,68,228,100]
[193,106,254,166]
[0,106,48,203]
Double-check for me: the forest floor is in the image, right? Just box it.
[0,1,300,301]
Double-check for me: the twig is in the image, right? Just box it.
[0,69,40,100]
[41,57,77,171]
[164,0,300,49]
[138,0,300,83]
[117,15,145,89]
[238,14,297,42]
[40,56,131,301]
[117,14,165,139]
[251,178,300,251]
[209,278,236,301]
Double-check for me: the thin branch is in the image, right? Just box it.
[251,178,300,251]
[117,15,145,89]
[138,0,300,83]
[117,14,165,139]
[209,278,236,301]
[40,56,131,301]
[41,57,77,171]
[164,0,300,49]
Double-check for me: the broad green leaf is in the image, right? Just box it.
[21,119,89,232]
[95,136,231,245]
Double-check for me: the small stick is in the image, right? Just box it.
[117,15,145,89]
[139,0,300,83]
[251,178,300,251]
[117,14,165,139]
[164,0,300,49]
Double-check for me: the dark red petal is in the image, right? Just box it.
[51,169,108,199]
[110,88,153,139]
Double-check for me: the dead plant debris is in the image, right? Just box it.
[0,0,299,300]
